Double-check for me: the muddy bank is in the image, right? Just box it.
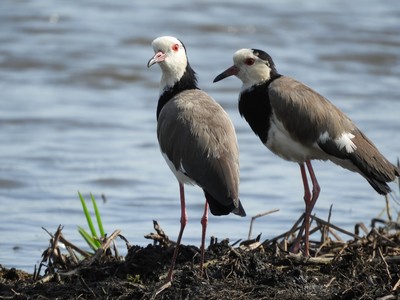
[0,216,399,299]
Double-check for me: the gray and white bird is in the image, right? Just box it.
[147,36,246,283]
[214,48,399,255]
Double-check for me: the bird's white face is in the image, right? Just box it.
[233,49,273,90]
[148,36,188,91]
[214,48,273,91]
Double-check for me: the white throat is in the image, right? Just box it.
[158,56,187,94]
[239,66,271,92]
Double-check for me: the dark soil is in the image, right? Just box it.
[1,217,400,300]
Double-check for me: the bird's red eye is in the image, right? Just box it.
[245,58,255,66]
[172,44,180,52]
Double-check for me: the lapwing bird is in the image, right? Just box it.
[214,48,399,255]
[147,36,246,284]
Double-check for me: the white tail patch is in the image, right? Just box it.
[336,132,357,153]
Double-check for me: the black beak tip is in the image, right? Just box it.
[213,74,224,83]
[147,59,154,68]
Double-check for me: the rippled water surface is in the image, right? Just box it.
[1,0,399,271]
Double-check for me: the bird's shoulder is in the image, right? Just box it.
[175,90,233,129]
[158,89,237,156]
[269,76,330,108]
[268,76,356,140]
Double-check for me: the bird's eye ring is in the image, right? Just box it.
[172,44,180,52]
[245,58,255,66]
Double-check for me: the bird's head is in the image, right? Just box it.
[213,48,278,90]
[148,36,188,90]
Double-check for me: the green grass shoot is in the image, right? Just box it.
[78,191,105,251]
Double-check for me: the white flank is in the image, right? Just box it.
[318,131,330,143]
[266,117,317,162]
[161,152,195,185]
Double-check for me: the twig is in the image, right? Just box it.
[371,218,400,230]
[355,223,369,236]
[286,252,333,264]
[327,227,343,242]
[151,281,172,300]
[262,213,304,247]
[310,215,360,239]
[323,204,333,243]
[377,295,397,300]
[36,274,54,284]
[153,220,168,239]
[118,233,131,249]
[58,235,91,258]
[324,277,336,288]
[79,276,97,298]
[231,238,242,247]
[50,225,63,261]
[392,276,400,291]
[384,256,400,264]
[42,226,90,258]
[377,246,392,280]
[288,213,306,237]
[240,233,262,250]
[82,229,121,266]
[144,220,173,247]
[371,228,399,248]
[247,209,279,240]
[65,245,80,265]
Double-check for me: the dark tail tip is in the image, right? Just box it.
[367,178,392,195]
[205,191,246,216]
[233,199,246,217]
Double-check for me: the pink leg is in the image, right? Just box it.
[300,162,311,203]
[305,160,320,213]
[166,183,188,282]
[291,163,311,253]
[302,160,320,255]
[199,200,209,276]
[292,160,320,256]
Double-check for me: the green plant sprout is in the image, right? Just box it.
[127,274,143,284]
[78,192,106,251]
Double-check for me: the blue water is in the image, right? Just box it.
[1,0,399,272]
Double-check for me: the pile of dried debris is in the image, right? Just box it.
[1,210,399,300]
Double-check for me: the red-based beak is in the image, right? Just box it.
[147,51,166,68]
[213,65,239,83]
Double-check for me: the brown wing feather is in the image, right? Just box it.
[269,76,399,194]
[157,90,244,215]
[269,76,355,145]
[348,130,399,194]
